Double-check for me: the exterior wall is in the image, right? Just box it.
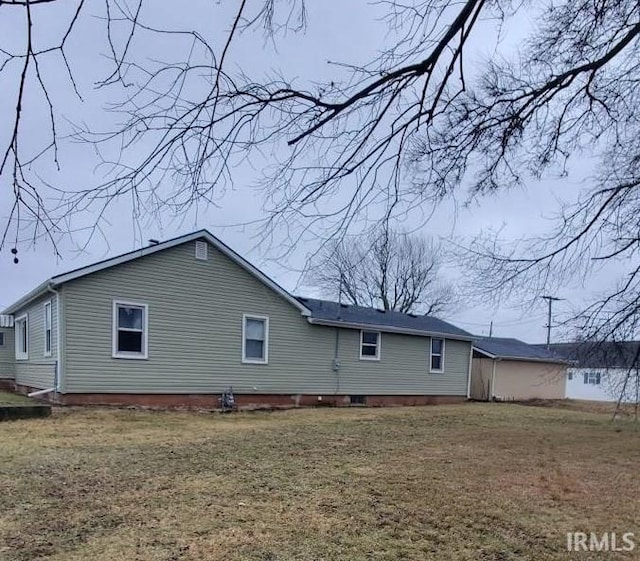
[493,360,566,400]
[470,357,494,400]
[335,331,470,396]
[61,239,471,396]
[565,367,640,402]
[33,391,466,408]
[0,327,15,379]
[12,294,58,390]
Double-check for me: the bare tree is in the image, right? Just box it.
[309,228,454,315]
[1,1,639,341]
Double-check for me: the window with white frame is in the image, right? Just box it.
[430,338,445,372]
[15,315,28,360]
[360,331,380,360]
[113,301,148,358]
[44,301,52,357]
[242,315,268,363]
[584,371,601,385]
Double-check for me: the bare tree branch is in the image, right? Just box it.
[307,226,456,315]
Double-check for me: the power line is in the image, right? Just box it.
[453,315,546,328]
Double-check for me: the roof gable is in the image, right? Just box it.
[298,297,473,340]
[474,337,567,363]
[543,341,640,369]
[4,230,310,317]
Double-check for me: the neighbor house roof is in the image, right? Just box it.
[542,341,640,369]
[473,337,568,363]
[296,297,474,341]
[3,230,311,317]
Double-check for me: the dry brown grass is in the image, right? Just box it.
[1,403,639,560]
[522,398,640,418]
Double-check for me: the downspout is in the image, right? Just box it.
[466,343,473,399]
[28,387,56,398]
[27,284,61,400]
[48,284,62,396]
[489,357,502,401]
[333,276,343,396]
[333,327,341,394]
[490,358,498,401]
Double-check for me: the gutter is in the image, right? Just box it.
[307,317,475,342]
[472,347,569,365]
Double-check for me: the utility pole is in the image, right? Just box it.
[489,320,493,337]
[542,295,562,349]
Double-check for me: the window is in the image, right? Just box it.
[430,338,445,372]
[360,331,380,360]
[584,371,601,385]
[113,301,148,359]
[44,301,52,357]
[242,315,268,363]
[15,314,28,360]
[568,372,573,381]
[0,332,4,347]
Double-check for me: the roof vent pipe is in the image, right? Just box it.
[148,239,160,246]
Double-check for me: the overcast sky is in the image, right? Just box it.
[0,1,611,343]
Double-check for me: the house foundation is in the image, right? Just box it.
[10,383,466,409]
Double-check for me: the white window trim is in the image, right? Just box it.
[584,371,601,385]
[15,313,28,360]
[359,330,381,361]
[242,314,269,364]
[112,300,149,360]
[430,337,445,373]
[44,300,53,357]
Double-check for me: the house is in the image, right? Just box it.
[545,342,640,402]
[470,337,568,401]
[0,230,474,408]
[0,315,15,384]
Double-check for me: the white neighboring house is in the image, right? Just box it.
[545,342,640,403]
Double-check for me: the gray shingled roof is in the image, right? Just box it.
[474,337,567,363]
[296,297,473,339]
[542,342,640,369]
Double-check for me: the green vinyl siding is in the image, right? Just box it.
[12,294,58,389]
[61,239,470,395]
[0,328,15,379]
[336,331,470,395]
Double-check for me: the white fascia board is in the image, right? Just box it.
[472,346,498,359]
[5,230,311,318]
[308,317,475,342]
[198,232,311,317]
[2,280,52,315]
[499,356,570,365]
[473,350,569,364]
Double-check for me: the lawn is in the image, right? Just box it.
[0,390,35,405]
[1,404,638,561]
